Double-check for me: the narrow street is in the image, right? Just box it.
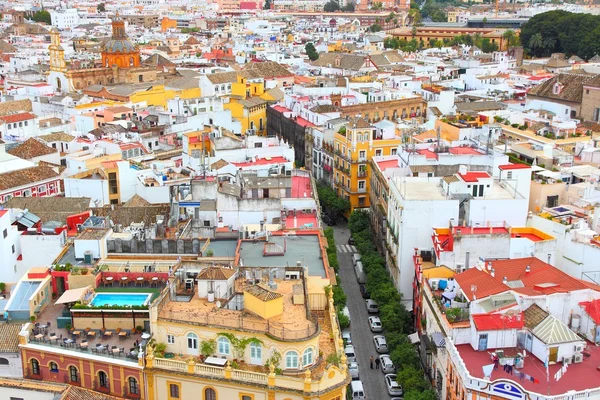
[331,222,390,399]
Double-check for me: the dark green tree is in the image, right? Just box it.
[342,1,355,11]
[263,0,272,9]
[304,42,319,61]
[323,0,340,12]
[97,3,106,12]
[369,23,383,32]
[32,10,51,24]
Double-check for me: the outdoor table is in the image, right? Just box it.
[104,331,112,337]
[204,357,227,367]
[64,339,74,347]
[87,331,96,337]
[136,277,144,286]
[151,277,159,287]
[121,277,128,286]
[105,277,114,286]
[141,333,151,340]
[112,347,121,354]
[80,342,88,348]
[34,334,44,341]
[72,330,81,337]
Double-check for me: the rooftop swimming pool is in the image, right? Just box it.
[89,293,152,307]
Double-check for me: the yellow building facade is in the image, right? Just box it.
[333,118,402,214]
[225,75,268,135]
[145,269,349,400]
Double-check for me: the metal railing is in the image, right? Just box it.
[158,313,319,341]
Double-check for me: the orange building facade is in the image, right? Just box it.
[101,16,141,68]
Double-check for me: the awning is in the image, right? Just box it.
[408,332,420,344]
[55,286,91,305]
[530,165,545,172]
[535,170,562,180]
[431,332,447,347]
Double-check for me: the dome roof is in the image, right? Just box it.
[102,39,137,54]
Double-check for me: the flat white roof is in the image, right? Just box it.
[391,177,448,201]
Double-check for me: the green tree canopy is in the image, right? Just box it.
[323,0,340,12]
[97,3,106,12]
[305,42,319,61]
[520,10,600,59]
[32,10,51,24]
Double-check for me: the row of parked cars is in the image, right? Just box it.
[344,250,404,399]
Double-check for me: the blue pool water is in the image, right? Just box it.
[89,293,152,307]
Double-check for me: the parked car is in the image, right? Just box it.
[365,299,379,314]
[348,361,359,380]
[349,380,366,400]
[385,374,403,396]
[359,284,369,299]
[342,329,352,345]
[368,316,382,332]
[379,354,396,374]
[348,236,355,245]
[341,306,351,326]
[344,345,357,363]
[322,214,336,226]
[373,335,388,353]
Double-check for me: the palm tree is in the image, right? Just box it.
[502,30,516,50]
[528,33,543,57]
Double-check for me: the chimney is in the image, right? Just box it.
[490,268,495,277]
[547,254,552,265]
[503,276,508,285]
[465,252,470,270]
[525,265,530,273]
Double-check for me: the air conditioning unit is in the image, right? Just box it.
[575,345,584,353]
[430,280,439,291]
[573,353,584,364]
[456,263,465,273]
[563,357,573,365]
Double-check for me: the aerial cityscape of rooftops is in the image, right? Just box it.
[1,0,600,399]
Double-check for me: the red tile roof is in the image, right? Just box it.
[272,105,291,113]
[376,159,400,171]
[0,112,35,123]
[489,257,589,294]
[580,299,600,324]
[449,147,482,155]
[498,164,531,170]
[0,210,8,218]
[232,156,289,167]
[472,312,524,330]
[418,149,437,159]
[455,268,509,300]
[458,171,491,182]
[295,117,315,128]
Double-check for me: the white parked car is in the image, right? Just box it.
[348,361,359,380]
[368,316,382,332]
[342,329,352,345]
[385,374,403,396]
[373,335,388,354]
[344,345,356,363]
[379,354,396,374]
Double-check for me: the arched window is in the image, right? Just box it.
[285,351,299,369]
[49,362,58,372]
[130,57,134,66]
[0,358,8,365]
[30,359,40,375]
[187,333,198,350]
[303,348,313,366]
[218,336,230,355]
[204,387,217,400]
[69,366,79,382]
[128,377,139,394]
[98,371,109,388]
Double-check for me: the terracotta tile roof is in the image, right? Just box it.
[489,257,589,294]
[211,159,229,170]
[3,196,91,223]
[245,285,283,302]
[197,267,236,281]
[0,112,35,123]
[472,311,524,330]
[529,73,599,103]
[0,377,65,394]
[7,138,57,159]
[0,165,60,191]
[242,61,293,78]
[579,299,600,324]
[0,39,17,53]
[62,386,124,399]
[206,71,238,84]
[523,303,549,330]
[455,268,509,300]
[0,324,22,353]
[123,194,150,207]
[312,53,369,71]
[311,104,338,113]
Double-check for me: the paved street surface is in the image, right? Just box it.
[332,222,390,399]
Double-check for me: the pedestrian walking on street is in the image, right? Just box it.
[370,355,374,369]
[375,357,380,369]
